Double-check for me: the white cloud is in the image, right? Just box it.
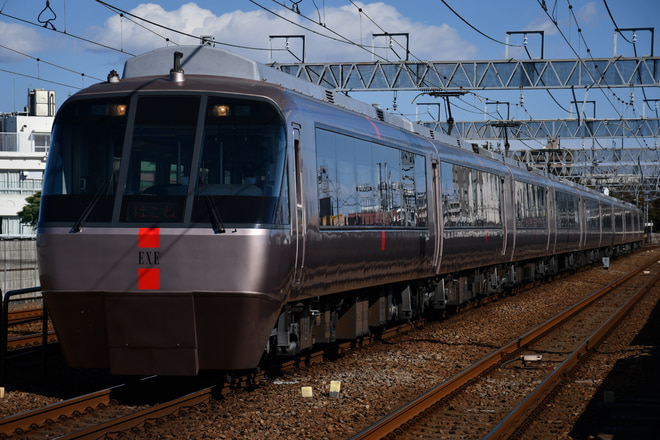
[87,2,477,62]
[575,1,600,25]
[0,22,51,62]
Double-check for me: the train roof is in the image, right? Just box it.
[122,45,458,144]
[121,46,637,210]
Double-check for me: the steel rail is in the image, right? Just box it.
[6,331,57,350]
[0,389,111,436]
[7,308,44,324]
[0,309,423,437]
[485,268,660,439]
[348,255,660,440]
[59,388,214,440]
[0,385,214,439]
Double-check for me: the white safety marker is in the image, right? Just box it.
[329,381,341,398]
[301,386,313,398]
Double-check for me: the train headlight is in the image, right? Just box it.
[211,104,231,117]
[109,104,127,117]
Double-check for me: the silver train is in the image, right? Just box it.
[37,46,644,375]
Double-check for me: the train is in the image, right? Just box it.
[36,45,644,376]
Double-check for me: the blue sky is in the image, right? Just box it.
[0,0,657,148]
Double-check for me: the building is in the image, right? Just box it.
[0,89,54,236]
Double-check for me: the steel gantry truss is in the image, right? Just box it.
[273,55,660,202]
[270,56,659,91]
[509,147,660,202]
[421,117,660,140]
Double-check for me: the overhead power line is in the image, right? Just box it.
[0,67,83,89]
[439,0,521,47]
[254,0,390,55]
[96,0,278,52]
[602,0,633,44]
[0,9,136,56]
[0,43,104,83]
[560,0,649,149]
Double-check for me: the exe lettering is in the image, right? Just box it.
[138,251,160,265]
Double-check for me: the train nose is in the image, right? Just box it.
[106,291,282,375]
[45,289,283,376]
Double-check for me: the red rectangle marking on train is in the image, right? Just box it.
[138,268,160,290]
[139,228,160,248]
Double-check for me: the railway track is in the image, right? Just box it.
[0,377,216,439]
[0,320,421,439]
[7,309,43,325]
[350,255,660,440]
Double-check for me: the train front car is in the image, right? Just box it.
[37,47,295,375]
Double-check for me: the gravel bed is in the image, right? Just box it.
[1,249,658,439]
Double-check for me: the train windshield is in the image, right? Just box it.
[40,95,289,228]
[192,97,289,226]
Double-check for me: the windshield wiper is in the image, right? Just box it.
[199,186,226,234]
[71,176,113,233]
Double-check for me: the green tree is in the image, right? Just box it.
[17,191,41,228]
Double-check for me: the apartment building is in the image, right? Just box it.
[0,89,54,236]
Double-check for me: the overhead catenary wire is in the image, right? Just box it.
[602,0,633,44]
[116,11,181,47]
[567,2,633,113]
[559,0,649,149]
[0,67,83,90]
[96,0,278,52]
[0,8,137,56]
[3,0,649,148]
[0,43,104,83]
[522,45,571,114]
[270,1,479,101]
[536,1,626,120]
[343,1,507,124]
[259,0,392,56]
[260,0,504,123]
[438,0,522,47]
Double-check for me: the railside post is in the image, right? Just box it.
[42,299,48,377]
[1,290,6,386]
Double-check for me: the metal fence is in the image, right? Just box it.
[647,233,660,245]
[0,237,39,295]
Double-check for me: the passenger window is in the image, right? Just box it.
[316,128,427,228]
[556,191,578,228]
[514,181,547,228]
[441,162,501,228]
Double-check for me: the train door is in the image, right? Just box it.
[292,124,306,285]
[501,170,515,262]
[597,201,603,247]
[579,196,586,249]
[548,187,557,254]
[432,160,443,273]
[546,187,552,251]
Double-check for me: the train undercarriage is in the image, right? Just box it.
[267,242,641,360]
